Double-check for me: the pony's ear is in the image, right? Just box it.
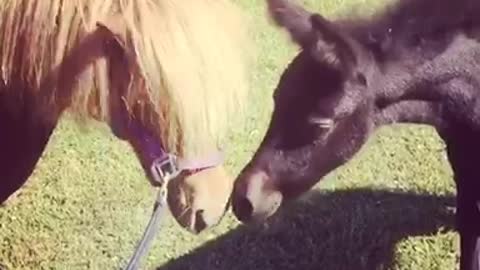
[96,15,128,50]
[267,0,358,71]
[96,16,133,139]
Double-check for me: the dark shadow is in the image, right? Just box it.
[157,188,456,270]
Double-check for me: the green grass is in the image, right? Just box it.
[0,0,460,269]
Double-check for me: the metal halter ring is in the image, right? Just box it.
[150,154,181,187]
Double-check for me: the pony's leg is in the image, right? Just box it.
[0,97,55,204]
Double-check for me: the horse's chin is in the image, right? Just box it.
[166,166,234,234]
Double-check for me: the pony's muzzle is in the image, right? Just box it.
[232,170,283,224]
[167,166,233,234]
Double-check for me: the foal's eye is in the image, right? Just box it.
[308,117,334,129]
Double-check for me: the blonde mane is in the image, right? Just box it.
[0,0,252,158]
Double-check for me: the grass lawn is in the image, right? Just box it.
[0,0,460,269]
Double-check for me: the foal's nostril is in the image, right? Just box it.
[233,195,253,222]
[194,209,208,233]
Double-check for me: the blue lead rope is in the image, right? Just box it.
[125,187,169,270]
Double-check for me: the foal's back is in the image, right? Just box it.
[343,0,480,69]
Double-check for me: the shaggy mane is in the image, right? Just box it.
[0,0,252,158]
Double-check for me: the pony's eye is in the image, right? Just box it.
[308,117,334,129]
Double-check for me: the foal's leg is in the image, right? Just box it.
[441,127,480,270]
[474,236,480,270]
[0,97,56,204]
[475,237,480,270]
[457,186,480,270]
[457,207,480,270]
[448,152,480,270]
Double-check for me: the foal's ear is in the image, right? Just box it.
[309,14,357,71]
[266,0,314,47]
[267,0,358,70]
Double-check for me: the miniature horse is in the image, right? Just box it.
[0,0,251,235]
[231,0,480,269]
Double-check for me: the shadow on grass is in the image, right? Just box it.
[157,188,456,270]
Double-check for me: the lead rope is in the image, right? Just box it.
[123,150,223,270]
[124,155,180,270]
[124,185,168,270]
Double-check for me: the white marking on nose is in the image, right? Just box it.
[246,171,268,202]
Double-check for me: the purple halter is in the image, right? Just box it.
[122,117,225,270]
[127,118,225,185]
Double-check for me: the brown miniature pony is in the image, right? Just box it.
[0,0,251,234]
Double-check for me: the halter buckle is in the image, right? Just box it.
[150,154,181,186]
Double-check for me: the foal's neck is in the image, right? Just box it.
[373,33,480,131]
[377,33,480,104]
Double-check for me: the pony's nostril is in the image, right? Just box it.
[194,209,208,233]
[233,195,253,223]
